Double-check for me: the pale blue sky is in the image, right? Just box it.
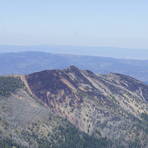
[0,0,148,49]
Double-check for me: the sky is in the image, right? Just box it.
[0,0,148,49]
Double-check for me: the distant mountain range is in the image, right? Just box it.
[0,66,148,148]
[0,45,148,59]
[0,51,148,82]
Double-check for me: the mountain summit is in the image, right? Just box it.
[0,66,148,148]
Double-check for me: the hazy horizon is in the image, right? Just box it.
[0,45,148,60]
[0,0,148,49]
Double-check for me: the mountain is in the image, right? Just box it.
[0,51,148,82]
[0,66,148,148]
[0,75,113,148]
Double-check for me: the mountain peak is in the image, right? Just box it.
[66,65,80,72]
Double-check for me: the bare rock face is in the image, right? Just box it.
[26,66,148,146]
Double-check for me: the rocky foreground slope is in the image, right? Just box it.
[0,66,148,148]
